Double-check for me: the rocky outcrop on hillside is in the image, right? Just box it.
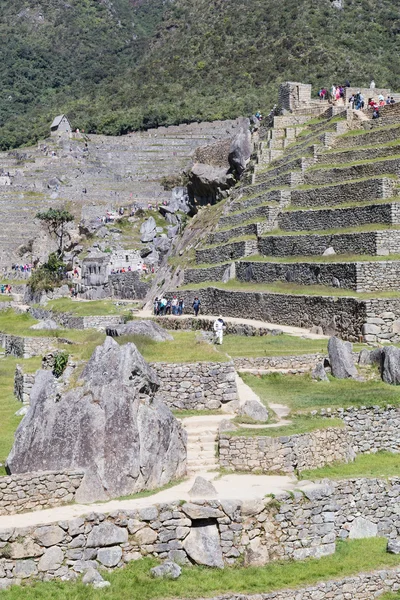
[6,337,187,502]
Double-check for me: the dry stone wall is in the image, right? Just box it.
[218,205,274,228]
[259,231,378,257]
[233,353,325,372]
[0,471,84,516]
[151,362,238,410]
[356,260,400,292]
[196,240,258,265]
[172,287,366,341]
[290,177,394,208]
[278,203,400,232]
[152,316,280,337]
[0,334,58,359]
[29,307,124,330]
[14,365,35,404]
[304,157,400,186]
[219,428,352,474]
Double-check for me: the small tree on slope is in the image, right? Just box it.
[36,208,74,257]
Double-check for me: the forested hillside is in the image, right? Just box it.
[1,0,400,149]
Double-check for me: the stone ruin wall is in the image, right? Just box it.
[1,479,400,585]
[152,362,238,410]
[0,334,58,359]
[0,471,84,516]
[29,307,124,330]
[219,428,352,474]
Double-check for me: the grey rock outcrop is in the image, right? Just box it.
[228,121,252,178]
[106,320,173,342]
[82,567,111,589]
[311,363,329,382]
[6,337,187,502]
[381,346,400,385]
[140,217,157,243]
[239,400,269,422]
[188,163,235,210]
[387,540,400,554]
[183,521,224,568]
[327,336,358,379]
[151,561,181,579]
[188,477,217,498]
[30,319,59,331]
[348,517,378,539]
[154,235,171,254]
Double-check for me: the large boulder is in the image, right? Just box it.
[6,337,187,502]
[228,121,252,178]
[187,163,235,211]
[106,320,173,342]
[239,400,269,422]
[327,336,358,379]
[381,346,400,385]
[140,217,157,243]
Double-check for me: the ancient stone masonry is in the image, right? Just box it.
[232,353,326,372]
[290,177,395,208]
[151,362,238,410]
[258,232,379,257]
[0,471,84,516]
[304,156,400,186]
[278,203,400,232]
[0,334,58,359]
[195,240,258,265]
[219,428,353,474]
[156,569,400,600]
[171,288,367,341]
[14,365,35,405]
[152,317,280,337]
[29,307,124,330]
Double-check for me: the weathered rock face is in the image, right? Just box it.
[140,217,157,243]
[6,337,187,502]
[187,163,235,210]
[228,121,252,178]
[239,399,269,422]
[381,346,400,385]
[106,320,173,342]
[327,336,358,379]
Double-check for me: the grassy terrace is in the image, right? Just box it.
[283,197,400,211]
[306,151,400,171]
[301,452,400,481]
[0,540,398,599]
[45,297,139,316]
[321,137,400,156]
[260,223,400,238]
[221,334,328,357]
[177,279,400,298]
[239,253,400,264]
[240,372,400,412]
[226,415,344,437]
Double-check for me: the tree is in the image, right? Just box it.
[36,208,74,257]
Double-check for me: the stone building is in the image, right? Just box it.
[50,114,71,136]
[278,82,312,112]
[81,255,110,287]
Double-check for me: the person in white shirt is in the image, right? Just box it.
[213,316,226,345]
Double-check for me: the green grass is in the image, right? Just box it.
[0,310,40,336]
[261,223,400,237]
[240,372,400,412]
[306,152,400,172]
[300,451,400,480]
[116,331,229,363]
[45,298,137,317]
[241,253,400,264]
[222,334,328,357]
[227,415,344,437]
[0,356,42,472]
[172,409,222,418]
[283,197,400,212]
[0,539,398,600]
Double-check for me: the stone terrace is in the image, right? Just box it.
[0,119,242,267]
[174,85,400,343]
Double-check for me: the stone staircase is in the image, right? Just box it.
[182,415,227,473]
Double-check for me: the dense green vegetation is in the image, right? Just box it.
[241,372,400,411]
[0,539,398,599]
[2,0,400,149]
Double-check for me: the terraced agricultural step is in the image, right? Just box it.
[196,238,259,265]
[316,142,400,166]
[291,177,396,208]
[334,124,400,151]
[278,202,400,232]
[218,204,279,229]
[206,222,269,246]
[230,190,290,212]
[254,157,314,182]
[236,259,400,292]
[240,172,303,198]
[259,229,400,257]
[304,156,400,186]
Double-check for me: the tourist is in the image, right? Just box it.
[153,297,159,315]
[213,315,226,345]
[390,97,396,105]
[193,297,201,317]
[159,296,167,315]
[178,298,184,316]
[372,108,380,119]
[165,299,172,315]
[171,296,179,315]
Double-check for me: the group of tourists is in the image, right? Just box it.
[154,296,185,316]
[111,264,154,275]
[0,284,12,294]
[12,264,32,273]
[318,82,351,102]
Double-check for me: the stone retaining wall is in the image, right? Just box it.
[0,334,58,359]
[29,307,124,330]
[171,287,366,341]
[233,353,325,372]
[278,203,400,232]
[338,123,400,150]
[184,264,232,285]
[0,471,84,516]
[290,177,394,208]
[219,428,352,474]
[196,240,258,265]
[152,316,281,336]
[356,260,400,292]
[151,362,238,410]
[178,568,400,600]
[259,231,378,257]
[14,365,35,404]
[230,190,290,211]
[304,157,400,186]
[3,478,400,585]
[218,205,273,229]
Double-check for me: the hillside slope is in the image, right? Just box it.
[1,0,400,148]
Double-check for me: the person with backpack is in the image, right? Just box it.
[193,297,201,317]
[178,298,185,316]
